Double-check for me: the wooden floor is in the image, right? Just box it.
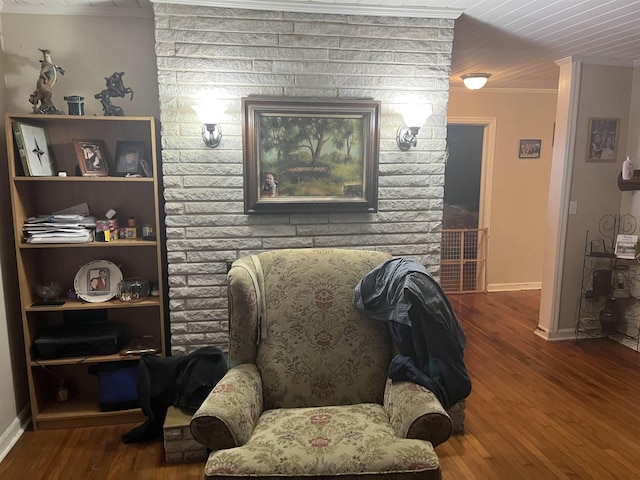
[1,291,640,479]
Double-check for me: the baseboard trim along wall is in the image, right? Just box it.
[0,406,30,463]
[487,282,542,292]
[534,326,575,342]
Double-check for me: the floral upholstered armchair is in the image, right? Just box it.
[191,248,454,479]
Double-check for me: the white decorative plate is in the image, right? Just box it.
[74,260,123,303]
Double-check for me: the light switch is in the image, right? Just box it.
[569,201,578,215]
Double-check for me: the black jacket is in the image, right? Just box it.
[123,346,227,443]
[353,257,471,409]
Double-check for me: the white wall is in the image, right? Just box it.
[154,4,454,354]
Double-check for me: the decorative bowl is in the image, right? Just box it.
[35,281,63,303]
[117,278,150,302]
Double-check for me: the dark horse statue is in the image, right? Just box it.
[94,72,133,116]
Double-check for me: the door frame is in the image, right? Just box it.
[446,117,497,232]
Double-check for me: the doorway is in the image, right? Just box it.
[443,124,483,229]
[441,118,496,293]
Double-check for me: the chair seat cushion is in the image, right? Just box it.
[203,403,441,479]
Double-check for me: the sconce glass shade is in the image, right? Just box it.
[396,102,433,150]
[461,73,491,90]
[398,103,433,129]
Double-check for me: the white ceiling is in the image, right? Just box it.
[3,0,640,90]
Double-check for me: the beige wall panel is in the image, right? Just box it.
[448,89,557,288]
[1,13,159,118]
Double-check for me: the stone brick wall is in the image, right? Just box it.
[153,4,453,354]
[163,406,208,463]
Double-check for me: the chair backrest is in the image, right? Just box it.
[227,248,392,409]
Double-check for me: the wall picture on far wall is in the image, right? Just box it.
[519,139,541,159]
[587,117,619,162]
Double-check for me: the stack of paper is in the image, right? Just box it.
[23,215,96,244]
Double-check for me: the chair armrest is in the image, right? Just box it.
[190,363,263,451]
[383,379,452,447]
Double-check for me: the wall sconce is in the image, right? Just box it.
[461,73,491,90]
[192,102,224,148]
[396,102,433,150]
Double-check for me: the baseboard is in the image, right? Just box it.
[0,405,30,463]
[487,282,542,292]
[534,326,575,341]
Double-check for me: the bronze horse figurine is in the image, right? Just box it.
[95,71,133,116]
[29,49,65,114]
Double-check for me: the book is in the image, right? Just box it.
[12,122,31,176]
[12,122,57,176]
[614,234,638,259]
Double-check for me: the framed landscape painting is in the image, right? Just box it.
[242,98,380,214]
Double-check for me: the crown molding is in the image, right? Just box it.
[0,0,461,19]
[0,4,152,17]
[149,0,463,19]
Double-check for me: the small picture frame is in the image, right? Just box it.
[115,141,148,177]
[88,267,110,293]
[587,118,620,162]
[74,140,109,176]
[519,139,541,159]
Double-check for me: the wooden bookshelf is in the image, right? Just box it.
[5,113,166,430]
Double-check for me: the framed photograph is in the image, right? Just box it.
[115,141,148,177]
[242,97,380,214]
[587,118,620,162]
[519,139,541,159]
[74,139,109,176]
[12,122,57,176]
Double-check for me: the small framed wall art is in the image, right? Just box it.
[587,117,619,162]
[74,139,109,176]
[519,139,541,159]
